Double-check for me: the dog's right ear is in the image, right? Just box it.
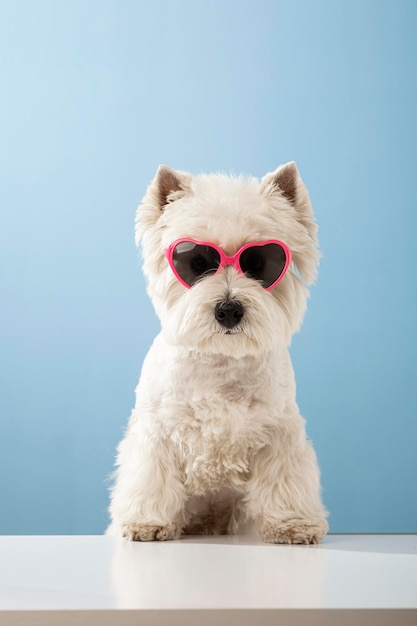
[135,165,191,245]
[156,165,190,208]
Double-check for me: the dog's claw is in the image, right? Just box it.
[260,518,329,544]
[122,523,178,542]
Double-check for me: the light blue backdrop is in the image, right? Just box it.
[1,0,416,534]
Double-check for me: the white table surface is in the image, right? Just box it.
[0,534,416,625]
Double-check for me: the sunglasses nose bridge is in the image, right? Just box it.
[220,252,242,273]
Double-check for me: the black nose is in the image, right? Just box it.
[214,301,244,328]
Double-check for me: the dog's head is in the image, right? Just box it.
[135,164,319,357]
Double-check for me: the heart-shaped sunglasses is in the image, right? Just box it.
[165,239,292,290]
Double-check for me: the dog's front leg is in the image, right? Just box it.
[109,423,186,541]
[245,418,328,544]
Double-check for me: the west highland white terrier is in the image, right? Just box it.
[108,162,329,543]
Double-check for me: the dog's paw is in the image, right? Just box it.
[122,523,178,542]
[260,517,328,545]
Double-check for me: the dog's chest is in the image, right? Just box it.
[181,437,262,494]
[140,346,292,493]
[172,385,269,494]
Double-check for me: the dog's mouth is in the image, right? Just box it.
[221,328,242,335]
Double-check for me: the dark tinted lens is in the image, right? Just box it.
[240,243,287,288]
[173,242,221,286]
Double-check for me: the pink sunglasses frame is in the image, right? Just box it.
[165,238,292,290]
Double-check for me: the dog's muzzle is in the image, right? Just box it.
[214,300,244,329]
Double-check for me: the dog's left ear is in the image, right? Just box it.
[261,162,317,243]
[261,162,319,283]
[262,161,298,203]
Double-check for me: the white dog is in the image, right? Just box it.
[108,163,328,544]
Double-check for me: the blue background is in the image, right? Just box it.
[1,0,416,534]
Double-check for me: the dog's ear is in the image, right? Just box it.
[263,161,298,204]
[261,162,317,242]
[155,165,190,209]
[135,165,191,245]
[261,162,319,284]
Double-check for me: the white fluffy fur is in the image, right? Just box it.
[108,163,328,544]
